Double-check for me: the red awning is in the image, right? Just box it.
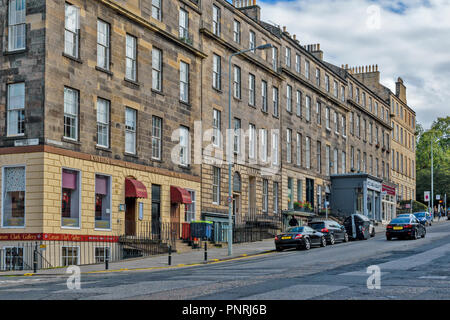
[170,186,192,204]
[125,178,148,198]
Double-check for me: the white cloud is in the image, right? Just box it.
[259,0,450,129]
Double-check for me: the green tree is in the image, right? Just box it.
[415,117,450,206]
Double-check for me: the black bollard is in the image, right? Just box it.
[105,256,109,270]
[204,241,208,262]
[33,243,38,274]
[168,245,172,265]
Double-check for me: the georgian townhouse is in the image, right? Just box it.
[0,0,204,266]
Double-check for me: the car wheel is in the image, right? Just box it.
[320,236,327,247]
[386,236,392,241]
[343,233,349,242]
[303,238,311,250]
[371,228,376,237]
[411,229,418,240]
[421,229,426,238]
[329,234,335,245]
[276,246,283,252]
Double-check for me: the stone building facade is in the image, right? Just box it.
[0,0,416,267]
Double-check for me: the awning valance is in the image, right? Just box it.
[125,178,148,198]
[170,186,192,204]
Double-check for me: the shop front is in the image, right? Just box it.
[381,183,396,223]
[330,174,383,222]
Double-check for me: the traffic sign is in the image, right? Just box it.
[436,194,441,200]
[227,196,232,204]
[424,191,430,202]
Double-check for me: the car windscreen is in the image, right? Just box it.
[309,222,325,230]
[390,218,410,224]
[414,213,426,218]
[287,227,304,233]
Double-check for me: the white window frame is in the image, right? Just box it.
[63,87,79,141]
[152,48,162,91]
[179,8,189,39]
[272,131,279,166]
[7,82,25,137]
[8,0,26,52]
[295,54,301,73]
[285,47,291,68]
[248,74,255,106]
[212,109,221,147]
[97,19,110,70]
[212,166,220,204]
[125,34,137,81]
[296,90,302,117]
[233,65,241,99]
[151,116,162,160]
[233,20,240,44]
[305,136,311,169]
[152,0,162,21]
[125,107,137,155]
[212,54,221,90]
[249,31,256,52]
[179,126,190,167]
[286,128,292,164]
[61,245,80,266]
[261,80,267,112]
[96,98,110,148]
[296,133,301,166]
[305,95,311,121]
[180,61,189,103]
[286,85,292,112]
[212,5,221,36]
[249,124,256,159]
[64,3,80,58]
[272,86,279,117]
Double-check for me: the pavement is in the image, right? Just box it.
[0,220,444,277]
[0,220,448,300]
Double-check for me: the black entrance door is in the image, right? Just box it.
[306,178,314,207]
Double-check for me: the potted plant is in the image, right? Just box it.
[294,201,303,210]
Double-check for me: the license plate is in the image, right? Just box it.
[282,236,292,240]
[393,226,403,230]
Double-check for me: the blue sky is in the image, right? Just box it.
[257,0,450,129]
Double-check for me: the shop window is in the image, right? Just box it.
[2,166,25,227]
[185,190,196,222]
[61,246,79,266]
[94,247,110,263]
[61,169,80,228]
[2,247,24,271]
[95,175,111,230]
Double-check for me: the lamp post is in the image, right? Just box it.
[431,134,449,216]
[227,43,273,256]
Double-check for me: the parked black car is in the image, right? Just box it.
[275,226,327,251]
[386,217,426,240]
[309,220,349,244]
[343,214,371,240]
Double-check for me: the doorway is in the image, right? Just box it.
[170,203,181,239]
[125,197,136,236]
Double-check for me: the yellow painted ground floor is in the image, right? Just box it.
[0,146,201,238]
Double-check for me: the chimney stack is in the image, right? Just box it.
[234,0,260,22]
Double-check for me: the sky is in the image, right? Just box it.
[258,0,450,130]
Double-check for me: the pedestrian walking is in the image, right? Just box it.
[289,215,299,227]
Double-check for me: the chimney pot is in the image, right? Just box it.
[317,43,320,50]
[283,26,286,32]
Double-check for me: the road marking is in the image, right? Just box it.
[243,284,347,300]
[419,276,447,280]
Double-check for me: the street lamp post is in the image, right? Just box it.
[430,134,449,216]
[227,43,273,256]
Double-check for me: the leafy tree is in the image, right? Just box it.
[415,117,450,206]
